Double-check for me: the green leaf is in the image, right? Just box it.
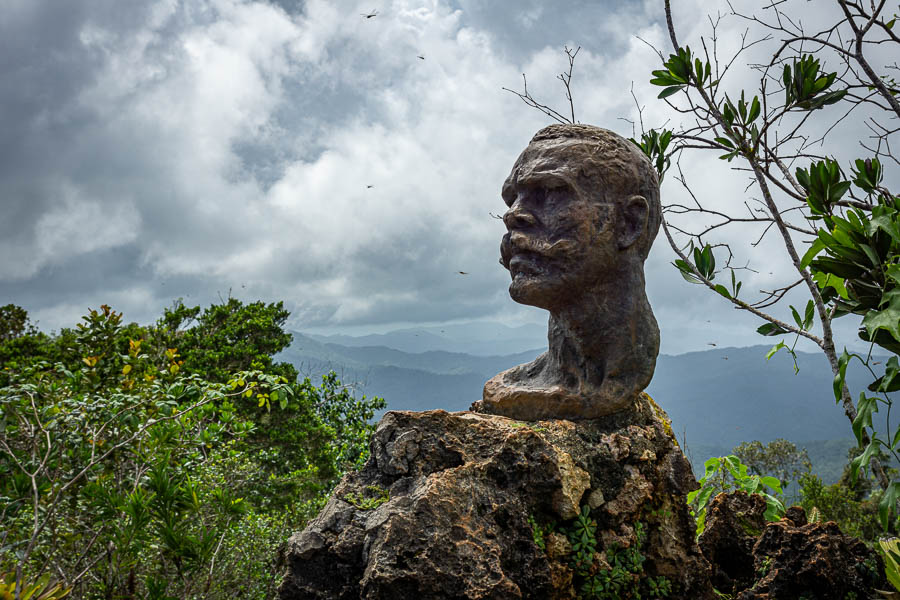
[810,256,868,280]
[868,209,900,245]
[695,486,714,512]
[852,393,878,446]
[803,299,815,330]
[834,349,851,403]
[673,259,702,284]
[812,271,849,300]
[871,355,900,393]
[862,288,900,343]
[850,439,878,485]
[714,136,734,149]
[731,269,743,299]
[723,101,735,125]
[790,305,803,330]
[829,180,852,203]
[724,455,743,479]
[766,341,787,360]
[757,323,788,336]
[879,482,900,530]
[881,539,900,591]
[760,475,783,495]
[891,424,900,451]
[702,456,721,482]
[699,244,716,277]
[714,284,731,299]
[658,85,684,99]
[748,95,761,122]
[650,73,684,86]
[761,493,786,522]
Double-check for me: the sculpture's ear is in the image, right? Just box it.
[617,195,649,251]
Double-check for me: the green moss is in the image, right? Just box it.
[736,515,762,537]
[343,485,390,510]
[644,393,676,444]
[510,421,548,433]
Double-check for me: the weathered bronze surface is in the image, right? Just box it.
[473,124,661,420]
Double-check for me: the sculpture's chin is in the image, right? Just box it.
[508,275,553,309]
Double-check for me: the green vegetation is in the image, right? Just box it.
[879,538,900,594]
[732,439,811,492]
[343,485,390,510]
[563,508,671,599]
[0,301,384,600]
[636,0,900,527]
[797,443,898,542]
[527,514,552,551]
[688,455,785,538]
[528,507,671,599]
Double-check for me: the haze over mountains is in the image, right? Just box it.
[306,321,547,356]
[280,323,871,483]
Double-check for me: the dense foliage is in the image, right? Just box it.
[0,302,384,599]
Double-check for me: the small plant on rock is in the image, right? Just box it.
[689,455,785,537]
[343,485,390,510]
[562,507,672,599]
[527,514,554,551]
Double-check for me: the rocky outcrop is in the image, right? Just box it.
[739,506,884,599]
[278,394,714,599]
[700,493,886,599]
[698,491,767,595]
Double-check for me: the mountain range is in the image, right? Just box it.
[280,327,875,483]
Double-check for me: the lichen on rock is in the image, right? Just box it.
[278,394,714,599]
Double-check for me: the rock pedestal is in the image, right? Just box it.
[278,394,714,599]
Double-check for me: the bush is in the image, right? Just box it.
[0,303,383,599]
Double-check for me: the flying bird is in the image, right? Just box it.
[417,55,425,60]
[367,185,374,188]
[457,271,469,275]
[361,9,377,18]
[707,343,717,347]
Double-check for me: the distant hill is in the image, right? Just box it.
[279,334,875,483]
[280,333,540,412]
[303,321,546,356]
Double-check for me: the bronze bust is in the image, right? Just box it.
[473,124,661,420]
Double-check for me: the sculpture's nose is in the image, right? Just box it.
[503,199,537,230]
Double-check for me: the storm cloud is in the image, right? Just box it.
[0,0,892,356]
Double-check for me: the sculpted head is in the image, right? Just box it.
[499,124,661,311]
[474,124,661,420]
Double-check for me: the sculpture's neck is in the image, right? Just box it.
[546,267,659,399]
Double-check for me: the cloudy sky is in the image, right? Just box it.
[1,0,894,355]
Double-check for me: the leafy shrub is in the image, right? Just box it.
[688,455,785,537]
[0,303,383,599]
[799,472,886,542]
